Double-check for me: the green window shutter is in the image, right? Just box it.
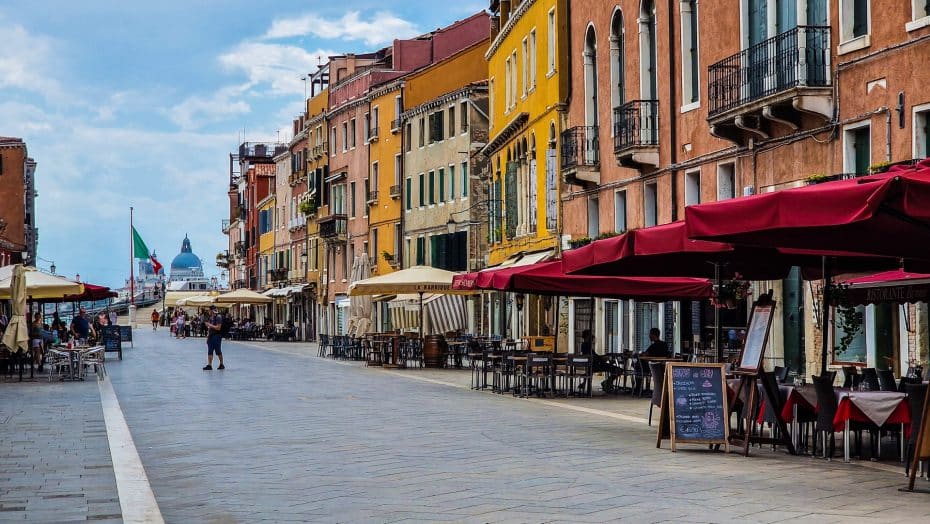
[505,162,518,239]
[449,166,455,201]
[419,174,425,206]
[406,178,412,210]
[429,171,435,205]
[462,162,468,197]
[438,168,445,203]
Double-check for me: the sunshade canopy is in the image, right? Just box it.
[561,222,891,280]
[214,288,272,304]
[840,270,930,305]
[58,283,117,303]
[348,265,470,296]
[454,260,714,300]
[177,294,216,306]
[0,265,84,300]
[684,161,930,260]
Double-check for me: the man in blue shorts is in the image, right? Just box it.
[202,306,225,370]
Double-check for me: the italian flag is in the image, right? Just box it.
[132,226,163,274]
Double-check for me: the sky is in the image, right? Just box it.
[0,0,486,289]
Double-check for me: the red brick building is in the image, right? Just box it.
[0,136,36,267]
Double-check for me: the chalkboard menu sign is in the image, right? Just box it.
[101,326,122,359]
[738,299,777,372]
[118,325,133,347]
[657,363,729,451]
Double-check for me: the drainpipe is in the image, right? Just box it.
[399,84,406,268]
[667,0,678,221]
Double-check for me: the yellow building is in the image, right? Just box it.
[485,0,569,266]
[367,83,403,277]
[257,194,276,289]
[305,88,329,299]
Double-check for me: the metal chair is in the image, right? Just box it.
[568,355,593,398]
[860,368,881,391]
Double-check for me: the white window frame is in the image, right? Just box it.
[908,1,930,31]
[511,50,518,107]
[504,58,512,113]
[350,118,357,149]
[521,37,529,98]
[913,102,930,159]
[842,120,872,174]
[587,196,600,238]
[644,182,658,227]
[547,8,556,76]
[394,153,402,186]
[685,169,701,206]
[838,0,871,55]
[341,122,348,152]
[393,96,402,130]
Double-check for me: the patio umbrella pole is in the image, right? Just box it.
[553,296,560,353]
[714,263,722,363]
[820,256,833,375]
[418,291,424,341]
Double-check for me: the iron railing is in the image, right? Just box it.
[368,127,379,142]
[708,26,831,117]
[312,142,328,158]
[389,184,402,199]
[318,214,348,241]
[268,268,288,282]
[391,118,403,131]
[613,100,659,154]
[367,191,378,204]
[560,126,600,170]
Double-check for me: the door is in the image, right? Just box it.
[572,298,594,353]
[747,0,769,98]
[873,304,899,372]
[805,0,828,85]
[636,302,660,352]
[775,0,798,89]
[781,267,805,374]
[604,301,620,353]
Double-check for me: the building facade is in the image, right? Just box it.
[0,137,36,267]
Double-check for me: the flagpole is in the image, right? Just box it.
[130,206,135,306]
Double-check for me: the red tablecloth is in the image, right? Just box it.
[833,394,912,433]
[780,386,817,422]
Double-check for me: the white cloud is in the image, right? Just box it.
[167,84,252,130]
[0,20,68,102]
[219,43,335,96]
[263,10,420,46]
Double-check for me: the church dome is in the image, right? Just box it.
[170,235,203,272]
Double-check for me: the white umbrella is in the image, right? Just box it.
[176,294,216,306]
[214,288,273,305]
[1,265,29,356]
[0,265,84,300]
[349,255,373,335]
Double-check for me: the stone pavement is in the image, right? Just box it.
[4,329,930,522]
[0,378,122,522]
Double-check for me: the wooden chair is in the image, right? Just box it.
[842,366,860,389]
[860,368,880,391]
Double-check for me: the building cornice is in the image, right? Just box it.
[400,82,488,121]
[481,112,528,156]
[486,0,536,59]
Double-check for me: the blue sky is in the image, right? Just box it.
[0,0,485,288]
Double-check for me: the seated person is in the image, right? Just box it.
[633,328,670,393]
[577,330,623,393]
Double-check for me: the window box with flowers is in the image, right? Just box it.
[299,200,317,217]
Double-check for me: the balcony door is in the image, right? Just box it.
[747,0,768,100]
[805,0,828,85]
[639,0,658,101]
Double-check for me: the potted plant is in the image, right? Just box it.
[868,161,892,174]
[568,236,593,249]
[382,251,394,263]
[713,275,752,309]
[805,173,839,185]
[299,200,317,216]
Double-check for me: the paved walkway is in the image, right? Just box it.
[4,329,930,522]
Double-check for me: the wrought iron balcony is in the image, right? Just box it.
[318,214,348,242]
[312,142,328,158]
[560,126,600,183]
[613,100,659,167]
[390,184,402,199]
[366,191,378,204]
[391,118,403,132]
[707,26,832,142]
[368,127,379,142]
[233,241,247,258]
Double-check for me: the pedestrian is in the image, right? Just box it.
[175,310,185,339]
[109,309,118,327]
[69,307,95,345]
[202,306,225,371]
[151,309,160,331]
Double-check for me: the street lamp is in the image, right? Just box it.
[515,293,525,311]
[49,262,56,274]
[446,217,457,235]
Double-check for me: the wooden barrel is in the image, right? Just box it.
[423,335,446,368]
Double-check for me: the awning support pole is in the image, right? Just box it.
[715,263,722,363]
[821,257,833,375]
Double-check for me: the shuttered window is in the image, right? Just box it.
[505,162,518,239]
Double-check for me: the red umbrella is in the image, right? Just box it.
[840,270,930,305]
[562,221,890,279]
[60,283,118,302]
[684,161,930,260]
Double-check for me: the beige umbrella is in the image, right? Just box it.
[214,288,273,305]
[1,265,29,356]
[349,265,471,340]
[0,265,84,300]
[176,294,216,306]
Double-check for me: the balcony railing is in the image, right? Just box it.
[391,118,403,132]
[312,142,328,158]
[268,268,288,282]
[368,127,379,142]
[318,214,348,241]
[390,184,402,199]
[613,100,659,153]
[708,26,831,117]
[560,126,600,170]
[367,191,378,204]
[288,215,307,230]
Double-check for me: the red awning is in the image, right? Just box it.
[61,283,118,302]
[466,260,714,300]
[840,270,930,305]
[452,272,480,291]
[685,160,930,260]
[562,221,891,280]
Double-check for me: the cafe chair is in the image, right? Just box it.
[525,353,553,398]
[46,349,72,382]
[567,355,593,398]
[877,369,898,392]
[318,334,330,357]
[773,365,790,384]
[860,368,881,391]
[648,361,665,426]
[812,375,840,459]
[905,383,929,478]
[83,347,106,379]
[842,366,860,389]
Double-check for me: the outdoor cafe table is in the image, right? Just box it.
[779,386,911,462]
[51,345,101,381]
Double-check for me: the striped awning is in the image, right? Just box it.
[386,293,465,335]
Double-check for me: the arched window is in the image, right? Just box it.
[583,25,599,128]
[610,8,625,110]
[529,133,538,233]
[639,0,658,100]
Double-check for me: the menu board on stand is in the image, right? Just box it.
[656,363,730,452]
[101,326,123,360]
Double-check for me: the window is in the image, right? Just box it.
[587,197,599,237]
[685,169,701,206]
[394,96,402,128]
[394,154,402,185]
[547,8,556,74]
[350,118,357,148]
[418,173,425,207]
[331,126,337,155]
[716,163,736,201]
[529,29,537,89]
[511,51,518,106]
[418,117,425,147]
[438,168,445,204]
[844,123,872,174]
[680,0,699,107]
[614,190,627,232]
[406,238,412,267]
[346,243,353,279]
[363,113,370,141]
[583,26,599,128]
[910,1,930,30]
[521,37,528,97]
[405,177,412,210]
[370,234,376,264]
[429,111,444,143]
[342,122,348,152]
[840,0,870,44]
[448,106,455,137]
[449,165,455,201]
[644,182,657,227]
[428,170,436,205]
[405,123,412,152]
[914,104,930,159]
[416,237,426,266]
[460,101,469,133]
[504,58,512,111]
[371,162,379,196]
[640,0,658,99]
[461,161,468,197]
[833,305,867,364]
[350,181,357,218]
[371,106,379,136]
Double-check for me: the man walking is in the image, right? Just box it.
[203,306,225,370]
[151,309,160,331]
